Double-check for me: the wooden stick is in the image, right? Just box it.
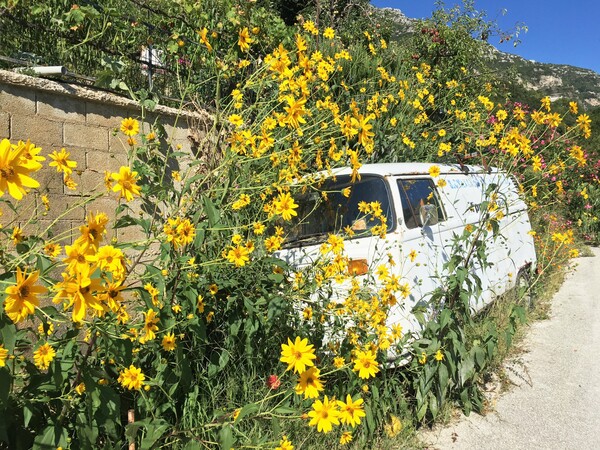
[128,409,135,450]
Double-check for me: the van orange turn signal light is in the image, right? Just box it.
[348,259,369,276]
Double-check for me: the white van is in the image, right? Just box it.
[277,163,536,349]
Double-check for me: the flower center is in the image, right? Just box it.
[19,285,30,298]
[0,166,15,179]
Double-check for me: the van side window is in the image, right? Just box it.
[397,179,445,229]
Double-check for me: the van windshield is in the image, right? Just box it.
[285,175,394,246]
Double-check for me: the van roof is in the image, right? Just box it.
[328,162,498,177]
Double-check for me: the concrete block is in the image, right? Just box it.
[11,114,63,146]
[109,131,133,154]
[64,123,109,151]
[79,169,109,195]
[36,91,86,123]
[86,101,136,128]
[0,111,9,139]
[0,193,37,227]
[86,150,126,174]
[0,83,36,115]
[35,168,66,195]
[84,196,120,223]
[37,219,76,245]
[46,194,88,221]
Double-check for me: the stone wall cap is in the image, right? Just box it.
[0,69,211,122]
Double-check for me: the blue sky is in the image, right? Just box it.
[371,0,600,74]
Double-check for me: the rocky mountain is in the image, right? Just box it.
[380,7,600,109]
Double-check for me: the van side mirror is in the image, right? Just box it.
[419,203,439,228]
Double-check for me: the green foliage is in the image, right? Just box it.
[0,1,595,448]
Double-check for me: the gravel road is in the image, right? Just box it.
[420,246,600,450]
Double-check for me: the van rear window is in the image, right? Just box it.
[397,179,446,229]
[285,175,394,246]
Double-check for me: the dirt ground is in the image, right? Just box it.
[419,246,600,450]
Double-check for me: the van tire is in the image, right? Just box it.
[515,268,535,310]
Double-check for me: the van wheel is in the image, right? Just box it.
[515,269,535,310]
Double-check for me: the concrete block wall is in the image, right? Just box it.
[0,69,211,245]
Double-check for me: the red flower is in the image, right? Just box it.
[266,375,281,390]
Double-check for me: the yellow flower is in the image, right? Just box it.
[18,139,45,171]
[353,349,379,379]
[418,351,427,364]
[273,192,298,221]
[11,226,23,244]
[232,193,251,210]
[33,343,56,370]
[303,20,319,35]
[0,345,9,367]
[283,95,307,130]
[111,166,141,201]
[280,336,316,373]
[340,432,353,445]
[238,27,253,52]
[569,101,578,114]
[75,382,86,395]
[4,267,46,323]
[94,245,125,275]
[226,245,250,267]
[140,309,159,343]
[253,222,266,235]
[209,284,218,295]
[38,321,54,336]
[333,356,345,368]
[323,27,335,39]
[540,96,551,112]
[308,396,340,433]
[295,367,325,399]
[120,117,139,136]
[337,394,366,427]
[275,437,294,450]
[161,332,176,351]
[228,114,244,127]
[435,349,444,361]
[428,165,441,178]
[197,27,213,51]
[0,138,41,200]
[118,365,146,390]
[175,218,196,247]
[75,211,109,251]
[53,265,104,323]
[384,414,402,437]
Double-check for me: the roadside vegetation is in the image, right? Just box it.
[0,0,597,448]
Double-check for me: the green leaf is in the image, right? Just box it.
[459,357,475,386]
[140,419,169,449]
[126,418,169,449]
[429,392,439,419]
[23,404,34,428]
[272,406,297,415]
[33,425,68,449]
[113,215,138,229]
[203,196,220,227]
[219,424,235,450]
[438,362,449,394]
[235,403,259,423]
[364,404,375,434]
[0,320,17,351]
[0,370,12,405]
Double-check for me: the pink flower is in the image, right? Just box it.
[266,375,281,390]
